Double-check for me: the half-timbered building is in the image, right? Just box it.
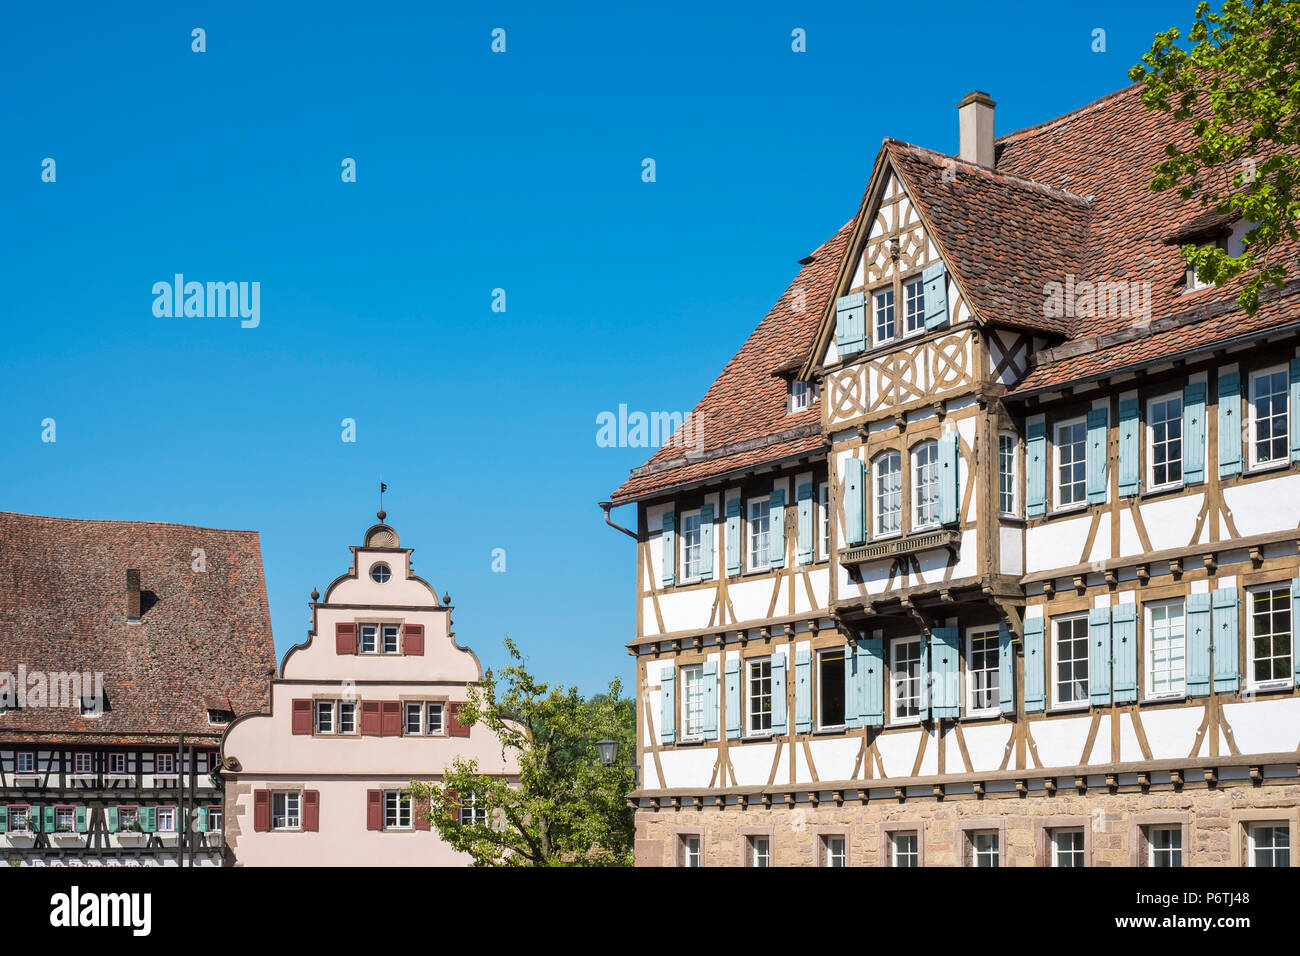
[0,512,276,866]
[221,512,518,865]
[607,86,1300,867]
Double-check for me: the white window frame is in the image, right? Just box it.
[359,624,377,654]
[426,701,445,736]
[1053,417,1088,511]
[157,806,177,833]
[747,657,772,736]
[874,288,896,343]
[890,637,923,723]
[107,753,127,775]
[381,624,400,654]
[748,835,771,867]
[404,701,423,735]
[155,752,176,775]
[1248,822,1290,867]
[892,830,919,867]
[1147,826,1182,867]
[680,664,705,741]
[338,700,357,735]
[903,276,926,336]
[789,380,818,414]
[1146,392,1184,491]
[816,648,847,730]
[965,626,1000,717]
[680,834,702,867]
[315,699,335,734]
[73,752,93,775]
[383,790,412,830]
[821,834,847,867]
[1051,828,1086,867]
[16,752,34,774]
[873,450,902,539]
[1145,598,1187,700]
[746,496,770,571]
[911,440,940,530]
[1246,583,1293,691]
[208,806,224,833]
[459,791,489,826]
[271,790,301,831]
[1248,365,1290,471]
[817,481,830,559]
[679,508,702,582]
[998,432,1018,516]
[970,830,1000,867]
[1051,613,1090,710]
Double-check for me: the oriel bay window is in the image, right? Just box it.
[1249,366,1289,469]
[1147,393,1183,489]
[818,649,846,728]
[911,440,939,529]
[874,451,902,537]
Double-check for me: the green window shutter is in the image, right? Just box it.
[1118,396,1141,496]
[845,645,863,729]
[702,661,719,739]
[835,293,866,358]
[1292,580,1300,688]
[796,482,814,565]
[1088,607,1113,705]
[862,637,885,726]
[1291,358,1300,462]
[1111,604,1138,703]
[1212,587,1241,693]
[698,503,715,580]
[998,623,1015,715]
[844,457,866,546]
[794,647,811,733]
[1026,420,1047,517]
[1086,407,1109,505]
[1218,370,1242,478]
[106,807,118,833]
[1183,381,1207,485]
[770,655,788,734]
[922,262,949,331]
[768,489,787,568]
[141,806,156,833]
[938,432,961,526]
[0,806,7,834]
[1023,616,1046,712]
[44,806,55,833]
[659,670,676,743]
[196,806,208,833]
[1186,593,1213,697]
[724,659,741,740]
[660,512,676,587]
[724,498,742,577]
[929,626,960,718]
[75,806,88,833]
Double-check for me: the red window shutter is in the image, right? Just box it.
[303,790,319,831]
[403,623,424,656]
[447,702,471,738]
[253,790,270,832]
[414,796,430,831]
[443,789,459,817]
[291,699,313,735]
[366,789,382,831]
[360,701,381,736]
[335,622,357,655]
[380,701,402,737]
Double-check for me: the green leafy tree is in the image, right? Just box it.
[1129,0,1300,312]
[407,637,636,866]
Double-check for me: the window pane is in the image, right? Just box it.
[748,659,772,732]
[819,650,845,727]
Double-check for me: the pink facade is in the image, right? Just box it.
[222,514,518,866]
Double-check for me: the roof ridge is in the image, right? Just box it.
[995,82,1143,145]
[883,140,1094,207]
[0,510,260,535]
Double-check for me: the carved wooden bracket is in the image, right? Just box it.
[1203,553,1218,574]
[1250,546,1264,568]
[1136,564,1150,585]
[1044,778,1057,796]
[1072,575,1087,595]
[1169,558,1183,579]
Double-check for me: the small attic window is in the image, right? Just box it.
[370,563,392,583]
[207,708,235,725]
[1185,236,1228,292]
[789,380,820,414]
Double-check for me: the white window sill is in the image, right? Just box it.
[890,715,922,726]
[1146,481,1182,494]
[745,731,774,740]
[912,523,941,534]
[815,724,847,735]
[1049,503,1087,516]
[1247,459,1290,474]
[873,531,903,541]
[965,708,1000,720]
[1050,701,1090,713]
[1142,692,1185,704]
[1247,679,1293,694]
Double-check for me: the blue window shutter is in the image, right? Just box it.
[1112,604,1138,703]
[845,644,862,729]
[997,623,1015,715]
[1088,607,1113,705]
[1218,370,1242,478]
[724,659,741,740]
[1026,420,1047,517]
[659,670,676,743]
[1186,593,1212,697]
[794,647,811,733]
[1024,617,1045,712]
[862,637,885,726]
[1086,407,1109,505]
[1118,397,1141,496]
[698,503,715,580]
[1212,587,1240,693]
[930,626,960,718]
[725,498,742,577]
[844,457,866,546]
[106,807,118,833]
[768,489,787,568]
[796,482,814,565]
[1290,358,1300,462]
[771,655,788,734]
[660,512,676,587]
[1292,579,1300,688]
[196,806,208,833]
[938,431,960,526]
[702,661,719,739]
[1184,380,1206,485]
[835,293,866,358]
[922,262,949,331]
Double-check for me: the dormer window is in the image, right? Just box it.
[788,380,819,414]
[369,563,392,584]
[207,709,234,726]
[1185,237,1227,292]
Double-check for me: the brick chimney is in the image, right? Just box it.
[958,91,996,168]
[126,569,141,621]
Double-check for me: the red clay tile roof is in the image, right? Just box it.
[0,512,276,744]
[610,221,852,503]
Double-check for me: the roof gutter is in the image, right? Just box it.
[599,501,638,541]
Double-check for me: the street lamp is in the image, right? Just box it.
[595,738,619,766]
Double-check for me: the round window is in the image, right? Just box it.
[370,563,392,583]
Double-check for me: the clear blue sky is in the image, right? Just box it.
[1,0,1197,694]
